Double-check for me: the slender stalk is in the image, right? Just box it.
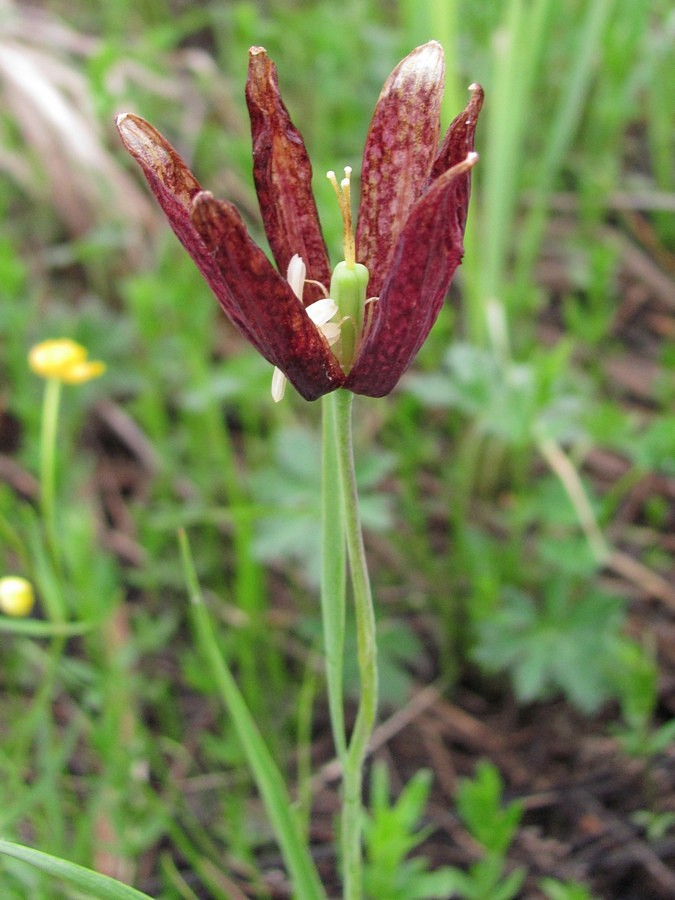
[15,375,71,775]
[40,377,62,572]
[321,391,348,762]
[332,390,378,900]
[537,436,609,563]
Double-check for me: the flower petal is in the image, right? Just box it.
[246,47,331,301]
[115,113,261,348]
[345,153,478,398]
[428,82,484,234]
[355,41,445,295]
[192,192,345,401]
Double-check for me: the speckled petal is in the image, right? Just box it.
[345,153,478,398]
[246,47,331,301]
[192,192,345,401]
[428,83,484,234]
[115,113,260,348]
[355,41,445,295]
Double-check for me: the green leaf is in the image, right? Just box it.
[473,577,636,713]
[0,840,152,899]
[456,762,523,856]
[406,341,589,448]
[364,763,470,900]
[539,876,595,899]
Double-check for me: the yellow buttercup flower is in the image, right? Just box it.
[28,339,105,384]
[0,576,35,617]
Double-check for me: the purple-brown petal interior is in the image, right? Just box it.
[246,47,331,303]
[191,192,345,401]
[346,154,478,398]
[355,41,445,296]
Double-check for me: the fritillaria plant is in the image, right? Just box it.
[117,41,481,899]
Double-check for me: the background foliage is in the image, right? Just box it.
[0,0,673,896]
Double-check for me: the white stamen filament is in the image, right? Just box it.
[271,256,340,402]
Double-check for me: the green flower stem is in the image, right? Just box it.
[332,389,378,900]
[39,377,62,574]
[321,391,348,762]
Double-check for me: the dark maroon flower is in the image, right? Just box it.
[116,42,482,401]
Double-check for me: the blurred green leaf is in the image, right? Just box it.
[406,341,589,448]
[473,579,639,712]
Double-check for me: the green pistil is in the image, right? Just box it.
[329,260,369,372]
[327,167,370,372]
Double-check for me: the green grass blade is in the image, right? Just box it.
[0,617,97,636]
[464,0,554,341]
[178,529,327,900]
[514,0,614,290]
[0,839,152,899]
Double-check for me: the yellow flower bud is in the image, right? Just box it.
[28,339,105,384]
[0,576,35,617]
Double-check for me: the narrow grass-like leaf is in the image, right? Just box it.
[464,0,554,340]
[178,529,326,900]
[0,617,96,636]
[0,839,152,899]
[514,0,614,290]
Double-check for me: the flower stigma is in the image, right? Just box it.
[327,166,369,372]
[327,167,355,268]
